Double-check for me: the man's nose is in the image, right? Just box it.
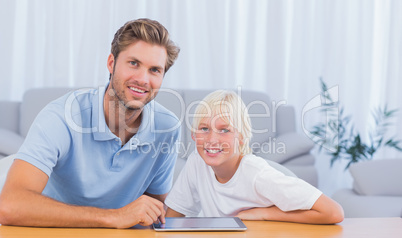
[133,68,150,85]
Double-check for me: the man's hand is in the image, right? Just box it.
[111,195,166,228]
[0,160,168,228]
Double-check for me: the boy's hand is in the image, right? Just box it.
[235,207,272,220]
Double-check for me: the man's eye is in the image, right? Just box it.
[130,61,138,66]
[151,68,161,73]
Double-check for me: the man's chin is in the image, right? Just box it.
[123,99,149,111]
[124,103,144,111]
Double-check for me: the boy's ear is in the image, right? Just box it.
[238,133,244,145]
[191,132,196,141]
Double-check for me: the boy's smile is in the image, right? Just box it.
[204,148,223,155]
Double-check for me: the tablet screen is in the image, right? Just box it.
[153,217,247,231]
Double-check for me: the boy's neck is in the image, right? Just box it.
[212,155,243,184]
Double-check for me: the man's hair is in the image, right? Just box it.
[191,90,253,155]
[111,18,180,73]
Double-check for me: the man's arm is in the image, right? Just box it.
[236,194,344,224]
[0,159,165,228]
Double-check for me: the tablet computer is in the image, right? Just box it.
[153,217,247,231]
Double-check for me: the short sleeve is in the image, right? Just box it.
[254,166,322,212]
[15,102,72,176]
[146,128,181,195]
[165,152,201,217]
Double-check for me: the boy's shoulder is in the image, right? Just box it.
[240,154,272,171]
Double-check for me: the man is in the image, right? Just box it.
[0,18,180,228]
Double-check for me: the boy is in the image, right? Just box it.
[165,90,344,224]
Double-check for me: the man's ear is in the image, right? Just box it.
[107,53,115,74]
[191,132,196,141]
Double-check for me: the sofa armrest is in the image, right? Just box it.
[0,128,25,156]
[350,159,402,196]
[254,132,314,164]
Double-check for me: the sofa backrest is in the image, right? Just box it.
[0,101,21,133]
[17,87,296,160]
[155,88,296,159]
[20,88,77,137]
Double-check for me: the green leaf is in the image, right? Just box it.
[314,78,402,170]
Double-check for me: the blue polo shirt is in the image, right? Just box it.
[16,86,180,209]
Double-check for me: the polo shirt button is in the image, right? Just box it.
[115,139,119,142]
[116,152,120,156]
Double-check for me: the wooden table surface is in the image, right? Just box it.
[0,217,401,238]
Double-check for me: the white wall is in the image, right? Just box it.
[1,0,402,194]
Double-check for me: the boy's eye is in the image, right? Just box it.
[220,129,229,133]
[200,127,209,132]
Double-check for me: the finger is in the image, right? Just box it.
[150,199,166,224]
[140,215,154,226]
[159,208,166,224]
[148,199,165,220]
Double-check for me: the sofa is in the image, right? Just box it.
[0,87,317,186]
[332,159,402,218]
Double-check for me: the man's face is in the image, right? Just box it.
[107,40,167,110]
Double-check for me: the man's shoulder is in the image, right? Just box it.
[36,87,101,131]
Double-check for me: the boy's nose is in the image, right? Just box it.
[206,131,219,143]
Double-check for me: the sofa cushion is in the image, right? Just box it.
[0,128,25,155]
[350,159,402,196]
[254,132,314,164]
[282,153,315,166]
[332,188,402,218]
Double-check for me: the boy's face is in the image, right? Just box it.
[106,40,167,110]
[192,115,243,169]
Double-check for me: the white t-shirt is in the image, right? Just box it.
[165,151,322,217]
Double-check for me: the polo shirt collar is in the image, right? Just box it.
[92,83,156,146]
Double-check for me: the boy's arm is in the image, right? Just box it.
[0,160,165,228]
[166,207,185,217]
[236,194,344,224]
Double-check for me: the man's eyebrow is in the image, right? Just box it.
[127,57,141,63]
[127,57,164,71]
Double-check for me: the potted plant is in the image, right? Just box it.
[310,79,402,170]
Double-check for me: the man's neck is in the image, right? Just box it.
[103,90,143,145]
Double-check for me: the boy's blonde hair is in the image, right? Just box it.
[191,90,252,155]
